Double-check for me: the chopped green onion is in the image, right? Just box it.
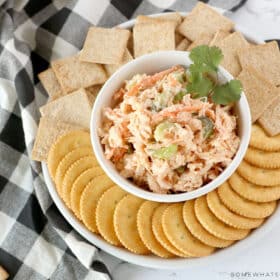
[152,144,178,160]
[153,92,169,111]
[175,165,186,174]
[198,116,214,139]
[154,121,174,142]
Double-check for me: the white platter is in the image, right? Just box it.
[42,12,280,269]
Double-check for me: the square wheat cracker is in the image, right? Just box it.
[105,49,133,76]
[175,32,185,46]
[178,2,233,41]
[51,55,107,93]
[176,38,191,51]
[214,31,249,77]
[133,21,175,57]
[38,68,63,100]
[127,33,134,57]
[40,89,93,128]
[237,67,279,123]
[187,33,213,51]
[238,41,280,86]
[259,93,280,136]
[85,84,102,103]
[80,27,130,65]
[31,117,81,161]
[209,30,230,46]
[158,12,182,25]
[136,13,182,26]
[136,14,182,47]
[86,84,102,96]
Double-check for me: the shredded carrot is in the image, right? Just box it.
[140,65,183,89]
[160,105,204,118]
[125,65,183,97]
[126,84,140,97]
[206,109,216,121]
[112,147,127,162]
[121,120,131,138]
[114,88,125,101]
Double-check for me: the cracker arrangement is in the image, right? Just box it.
[36,128,279,258]
[32,2,280,259]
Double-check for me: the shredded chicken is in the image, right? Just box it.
[99,66,240,193]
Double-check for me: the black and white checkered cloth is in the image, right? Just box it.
[0,0,254,279]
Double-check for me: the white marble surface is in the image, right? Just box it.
[99,1,280,279]
[231,0,280,40]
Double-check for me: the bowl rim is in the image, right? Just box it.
[90,50,251,203]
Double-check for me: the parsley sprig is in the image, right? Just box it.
[186,45,242,105]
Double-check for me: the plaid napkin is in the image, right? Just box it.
[0,0,250,279]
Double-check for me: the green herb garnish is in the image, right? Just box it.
[187,45,242,105]
[152,144,178,160]
[189,45,223,74]
[187,68,214,98]
[173,90,187,103]
[212,80,243,105]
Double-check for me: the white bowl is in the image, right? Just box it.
[91,50,251,202]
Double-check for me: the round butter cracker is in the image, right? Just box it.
[245,147,280,169]
[70,166,104,219]
[113,195,150,255]
[183,200,233,248]
[195,196,250,241]
[61,156,96,207]
[48,130,91,179]
[80,174,114,233]
[229,172,280,203]
[250,124,280,152]
[237,160,280,186]
[137,201,174,258]
[55,146,95,194]
[218,181,277,219]
[207,190,264,229]
[152,204,188,258]
[96,186,127,246]
[162,203,215,257]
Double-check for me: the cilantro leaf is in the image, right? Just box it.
[212,80,242,105]
[189,45,223,73]
[187,71,213,98]
[188,60,215,75]
[173,90,187,103]
[186,46,241,105]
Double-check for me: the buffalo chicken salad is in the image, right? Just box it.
[99,46,242,194]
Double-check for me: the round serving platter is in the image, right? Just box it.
[42,12,280,269]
